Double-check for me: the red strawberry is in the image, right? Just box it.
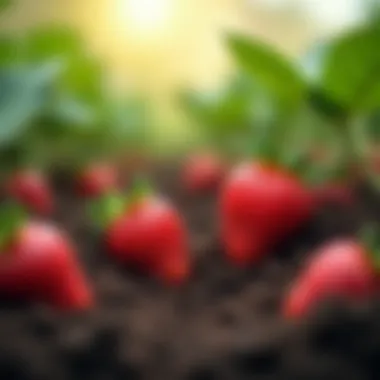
[76,163,119,198]
[0,206,93,310]
[220,162,314,266]
[283,239,376,319]
[91,182,190,285]
[5,170,54,215]
[183,153,224,193]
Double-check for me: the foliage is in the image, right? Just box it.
[227,34,306,108]
[0,63,62,148]
[181,73,267,157]
[0,26,149,172]
[182,21,380,187]
[0,0,11,12]
[1,17,380,188]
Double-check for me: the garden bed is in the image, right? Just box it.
[0,164,379,380]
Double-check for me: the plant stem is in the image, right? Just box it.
[336,115,358,180]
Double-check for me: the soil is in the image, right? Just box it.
[0,164,379,380]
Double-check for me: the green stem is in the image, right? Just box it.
[334,115,359,181]
[0,203,27,250]
[360,224,380,270]
[128,175,152,203]
[87,193,126,230]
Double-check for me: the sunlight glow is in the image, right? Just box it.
[118,0,173,34]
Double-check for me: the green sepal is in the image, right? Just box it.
[87,176,153,231]
[0,202,27,250]
[125,175,152,210]
[359,225,380,271]
[87,192,126,231]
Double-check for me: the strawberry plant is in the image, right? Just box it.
[181,73,266,158]
[0,26,150,175]
[0,203,93,309]
[89,179,190,285]
[283,229,380,319]
[181,24,380,265]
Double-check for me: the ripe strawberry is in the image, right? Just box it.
[220,162,314,266]
[90,182,190,285]
[5,170,54,215]
[283,239,376,319]
[76,163,119,198]
[0,205,93,310]
[183,153,224,193]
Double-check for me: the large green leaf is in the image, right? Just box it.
[0,0,12,12]
[300,40,346,120]
[227,33,306,107]
[60,55,104,101]
[321,26,380,112]
[0,62,63,147]
[21,26,103,101]
[22,26,82,63]
[49,94,97,128]
[301,40,330,85]
[0,36,21,67]
[100,98,149,146]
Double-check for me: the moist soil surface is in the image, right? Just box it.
[0,164,380,380]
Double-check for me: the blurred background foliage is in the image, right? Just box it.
[0,13,150,171]
[0,0,379,175]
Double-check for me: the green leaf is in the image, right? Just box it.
[87,193,126,230]
[301,40,330,85]
[60,55,104,101]
[22,26,82,63]
[0,37,19,67]
[0,0,12,12]
[227,33,306,107]
[368,111,380,141]
[22,26,103,102]
[50,94,97,127]
[94,97,150,155]
[127,175,152,208]
[301,40,346,119]
[181,73,264,156]
[307,88,346,120]
[321,26,380,112]
[359,224,380,270]
[0,62,64,147]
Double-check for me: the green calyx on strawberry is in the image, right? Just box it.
[0,202,93,310]
[219,108,362,268]
[89,177,190,285]
[88,176,152,230]
[283,225,380,319]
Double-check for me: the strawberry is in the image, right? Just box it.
[283,239,376,319]
[0,204,93,310]
[220,162,314,266]
[90,181,190,285]
[5,169,54,216]
[76,163,119,198]
[183,153,224,193]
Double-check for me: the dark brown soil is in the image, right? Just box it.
[0,165,379,380]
